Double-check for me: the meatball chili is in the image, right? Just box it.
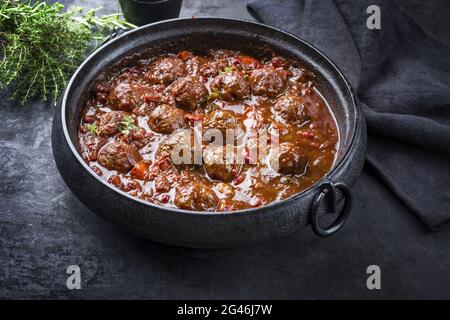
[78,50,338,211]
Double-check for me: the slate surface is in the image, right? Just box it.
[1,0,450,299]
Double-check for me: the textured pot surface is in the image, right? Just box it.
[52,18,366,248]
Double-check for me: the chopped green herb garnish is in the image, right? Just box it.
[281,176,295,185]
[207,89,221,102]
[220,66,232,75]
[87,123,99,135]
[119,115,137,135]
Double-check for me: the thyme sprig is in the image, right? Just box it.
[0,0,135,105]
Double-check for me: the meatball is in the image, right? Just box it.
[203,144,242,182]
[185,56,227,78]
[132,90,175,116]
[147,104,186,134]
[97,111,130,137]
[272,94,311,126]
[98,142,143,173]
[249,67,287,97]
[210,71,250,101]
[108,81,155,112]
[157,129,200,167]
[270,142,307,175]
[167,76,208,110]
[174,180,219,211]
[203,108,243,142]
[107,81,136,111]
[146,56,186,85]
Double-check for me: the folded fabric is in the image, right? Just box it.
[247,0,450,231]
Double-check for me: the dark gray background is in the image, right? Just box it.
[1,0,450,299]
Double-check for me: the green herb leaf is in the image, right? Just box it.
[281,176,295,185]
[219,66,232,75]
[119,115,137,135]
[0,0,136,105]
[207,89,221,102]
[87,123,99,135]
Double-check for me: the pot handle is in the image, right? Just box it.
[310,180,352,237]
[98,27,126,48]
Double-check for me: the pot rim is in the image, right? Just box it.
[60,16,360,217]
[120,0,180,5]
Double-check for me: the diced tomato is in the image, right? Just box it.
[143,94,161,103]
[185,113,204,125]
[177,50,192,61]
[272,121,287,131]
[236,55,262,69]
[130,161,149,180]
[90,165,103,176]
[108,175,122,188]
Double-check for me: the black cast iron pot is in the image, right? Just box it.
[52,17,366,248]
[119,0,183,26]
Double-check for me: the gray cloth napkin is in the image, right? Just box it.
[247,0,450,231]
